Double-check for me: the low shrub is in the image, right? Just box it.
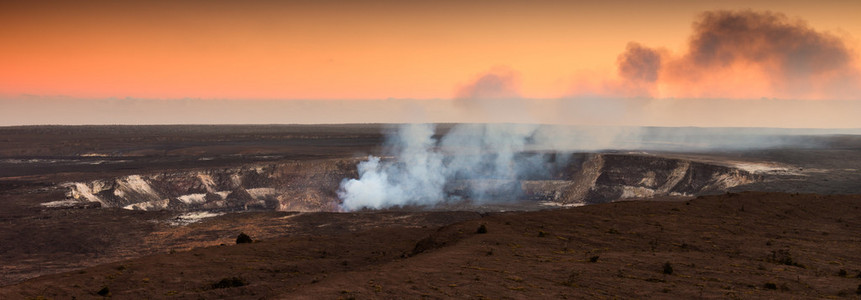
[662,262,673,275]
[476,224,487,234]
[211,277,247,289]
[236,233,253,244]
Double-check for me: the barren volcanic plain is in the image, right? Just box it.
[1,124,860,299]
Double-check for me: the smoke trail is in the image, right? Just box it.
[667,10,858,99]
[335,13,861,210]
[595,10,861,100]
[618,42,662,84]
[683,10,852,81]
[613,42,665,97]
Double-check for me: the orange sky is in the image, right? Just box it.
[2,0,860,100]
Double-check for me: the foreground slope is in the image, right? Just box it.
[2,192,859,299]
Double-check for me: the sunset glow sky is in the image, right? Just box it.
[2,0,860,126]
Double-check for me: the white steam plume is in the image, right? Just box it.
[338,123,548,211]
[338,124,445,210]
[337,122,859,211]
[336,66,861,211]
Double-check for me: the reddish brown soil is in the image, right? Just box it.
[2,125,861,298]
[2,192,859,299]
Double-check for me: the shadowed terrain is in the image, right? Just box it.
[1,125,860,298]
[2,192,859,299]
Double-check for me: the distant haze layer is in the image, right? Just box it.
[2,3,861,127]
[1,96,859,129]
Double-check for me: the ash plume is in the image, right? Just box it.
[683,10,852,80]
[335,70,855,211]
[618,42,662,83]
[337,41,861,210]
[609,10,861,99]
[613,42,665,97]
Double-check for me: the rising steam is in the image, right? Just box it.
[338,9,861,210]
[336,121,859,211]
[338,123,548,211]
[340,70,544,210]
[336,54,861,210]
[338,124,446,210]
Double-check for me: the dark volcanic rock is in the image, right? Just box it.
[235,233,253,244]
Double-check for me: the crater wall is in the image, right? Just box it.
[59,153,761,211]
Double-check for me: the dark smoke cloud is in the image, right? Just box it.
[686,11,850,76]
[614,10,860,100]
[612,42,666,97]
[617,42,662,83]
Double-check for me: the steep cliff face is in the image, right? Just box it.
[578,154,760,203]
[60,153,762,212]
[64,159,359,212]
[521,153,761,205]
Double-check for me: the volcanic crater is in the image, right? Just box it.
[57,153,766,214]
[1,125,860,299]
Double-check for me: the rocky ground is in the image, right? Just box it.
[1,192,859,299]
[1,125,860,298]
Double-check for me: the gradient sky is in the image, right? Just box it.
[2,1,861,127]
[3,0,860,100]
